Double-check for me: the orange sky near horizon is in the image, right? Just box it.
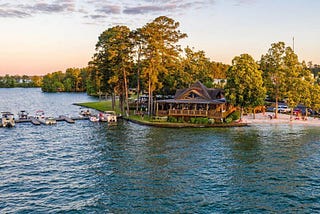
[1,0,319,76]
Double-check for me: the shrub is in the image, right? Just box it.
[230,111,241,121]
[167,116,178,123]
[225,117,233,123]
[200,118,209,124]
[190,117,196,124]
[178,117,184,123]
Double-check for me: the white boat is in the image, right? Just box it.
[35,110,57,125]
[1,112,15,127]
[80,109,91,117]
[89,115,99,122]
[99,111,117,123]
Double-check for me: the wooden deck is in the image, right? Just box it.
[157,107,237,119]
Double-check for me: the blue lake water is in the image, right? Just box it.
[1,88,320,213]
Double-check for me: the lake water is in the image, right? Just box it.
[1,88,320,213]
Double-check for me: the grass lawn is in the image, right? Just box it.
[75,100,120,113]
[75,100,153,122]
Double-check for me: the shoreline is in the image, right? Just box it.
[76,102,320,127]
[125,117,248,128]
[75,102,248,128]
[242,113,320,126]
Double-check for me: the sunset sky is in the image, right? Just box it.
[0,0,319,75]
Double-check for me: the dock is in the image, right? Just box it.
[56,115,75,123]
[2,112,119,128]
[31,118,41,125]
[15,115,84,125]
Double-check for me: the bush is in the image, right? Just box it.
[200,118,209,124]
[190,117,196,123]
[189,117,215,125]
[167,116,177,123]
[225,117,233,123]
[230,111,241,121]
[178,117,184,123]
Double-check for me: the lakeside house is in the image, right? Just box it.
[155,81,236,121]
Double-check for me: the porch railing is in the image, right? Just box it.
[157,107,237,119]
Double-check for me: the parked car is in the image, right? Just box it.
[293,107,313,116]
[266,106,275,112]
[277,105,291,113]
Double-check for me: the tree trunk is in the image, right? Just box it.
[119,94,124,114]
[150,90,154,116]
[136,47,141,112]
[123,67,130,117]
[275,95,279,119]
[111,91,115,110]
[148,75,152,116]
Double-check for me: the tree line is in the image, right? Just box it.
[17,15,320,117]
[225,42,320,118]
[0,75,41,88]
[87,16,229,116]
[41,68,89,92]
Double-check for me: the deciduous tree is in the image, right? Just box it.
[225,54,266,118]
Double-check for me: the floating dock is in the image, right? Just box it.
[15,115,84,125]
[31,118,41,125]
[1,113,119,128]
[56,115,75,123]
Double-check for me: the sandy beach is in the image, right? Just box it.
[242,112,320,126]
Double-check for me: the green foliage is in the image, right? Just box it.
[260,42,320,112]
[189,117,209,124]
[225,54,266,110]
[224,110,240,123]
[163,47,229,94]
[77,100,120,113]
[91,25,133,114]
[138,16,187,114]
[178,117,185,123]
[84,16,230,112]
[41,68,89,92]
[225,117,233,123]
[229,111,241,121]
[167,116,178,123]
[0,74,38,88]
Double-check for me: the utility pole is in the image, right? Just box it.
[293,37,295,52]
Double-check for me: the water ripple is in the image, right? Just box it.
[1,89,320,213]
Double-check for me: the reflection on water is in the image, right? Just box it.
[1,89,320,213]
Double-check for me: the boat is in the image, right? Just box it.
[80,109,92,117]
[1,112,15,127]
[99,111,117,123]
[18,110,29,120]
[89,115,99,122]
[35,110,57,125]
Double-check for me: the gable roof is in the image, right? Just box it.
[174,81,223,100]
[157,81,225,104]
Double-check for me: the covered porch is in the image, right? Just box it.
[155,99,234,120]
